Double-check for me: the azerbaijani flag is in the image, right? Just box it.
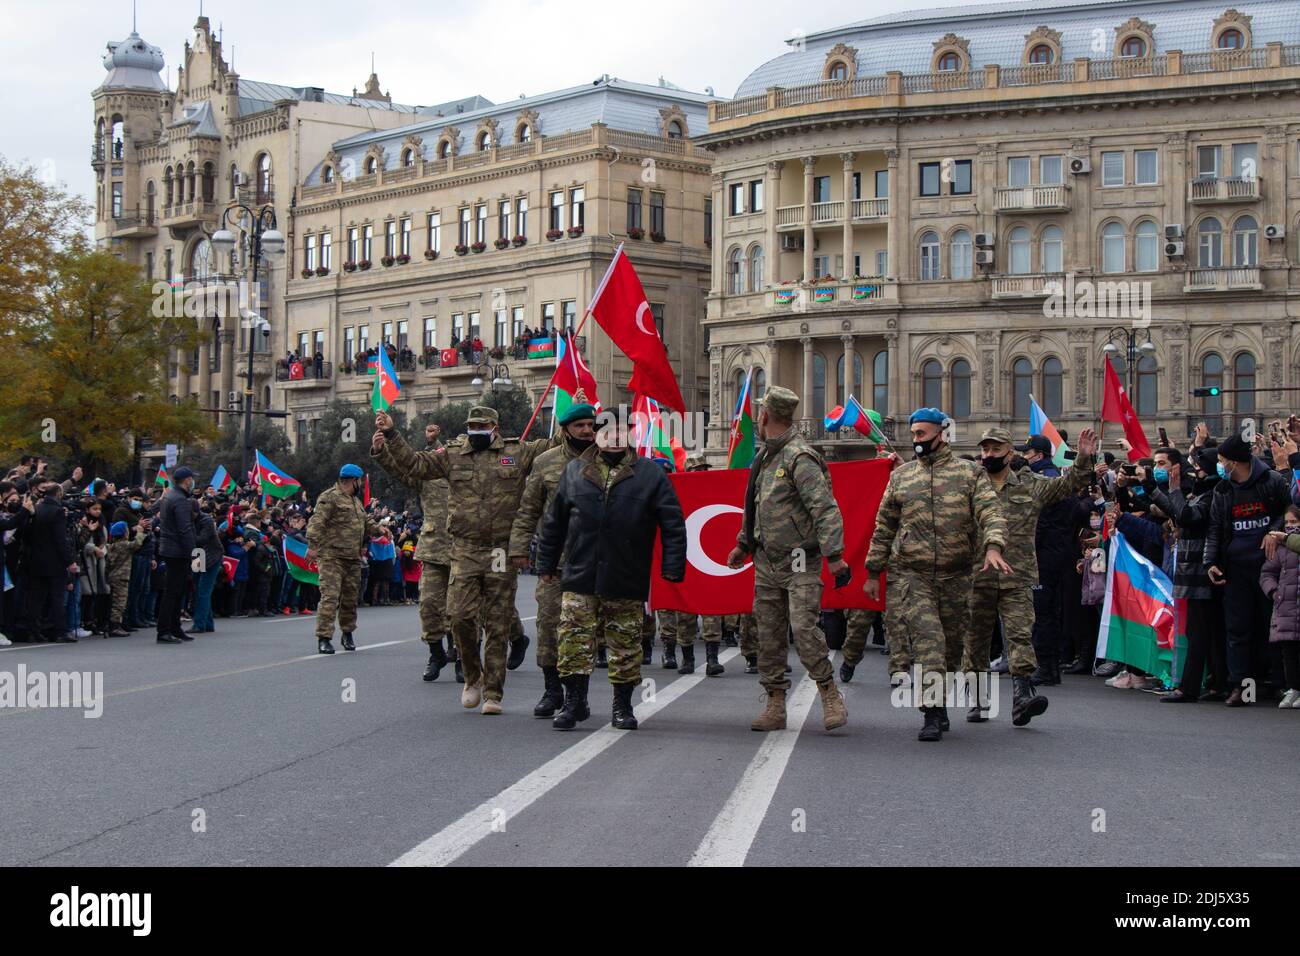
[527,336,556,360]
[368,536,396,563]
[155,467,170,488]
[255,450,300,499]
[1029,395,1072,468]
[371,347,401,412]
[209,465,234,493]
[633,394,686,472]
[283,537,320,586]
[825,395,887,444]
[1096,530,1184,685]
[726,368,755,469]
[83,478,97,495]
[552,332,601,432]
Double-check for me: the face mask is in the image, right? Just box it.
[1216,463,1230,481]
[130,500,142,510]
[566,435,595,454]
[1287,524,1300,535]
[1152,468,1169,483]
[467,430,493,452]
[600,449,625,467]
[981,454,1007,473]
[913,436,938,457]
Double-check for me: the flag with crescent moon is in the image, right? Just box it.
[552,331,601,431]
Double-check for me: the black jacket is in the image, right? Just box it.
[535,450,686,601]
[194,512,223,570]
[1204,458,1291,568]
[23,497,73,578]
[157,487,197,559]
[1027,459,1074,576]
[1152,476,1219,599]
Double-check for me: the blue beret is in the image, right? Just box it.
[339,464,364,479]
[909,407,947,426]
[109,521,128,538]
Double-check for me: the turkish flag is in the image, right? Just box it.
[650,459,892,615]
[1101,355,1151,461]
[555,332,600,407]
[440,348,458,368]
[588,247,686,412]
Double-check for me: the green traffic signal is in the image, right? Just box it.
[1193,386,1221,397]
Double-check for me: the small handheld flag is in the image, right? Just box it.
[372,347,401,412]
[1028,395,1072,469]
[255,450,301,499]
[155,467,170,488]
[726,368,755,469]
[825,396,888,445]
[283,537,320,586]
[209,465,235,493]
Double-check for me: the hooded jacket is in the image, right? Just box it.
[1204,457,1290,568]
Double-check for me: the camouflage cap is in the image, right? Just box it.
[978,427,1014,445]
[465,405,499,425]
[760,385,799,419]
[685,453,710,471]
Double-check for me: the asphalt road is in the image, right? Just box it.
[3,574,1297,867]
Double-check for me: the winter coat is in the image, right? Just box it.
[80,531,110,596]
[224,541,250,583]
[1260,534,1300,643]
[195,512,223,570]
[158,487,198,559]
[1151,476,1220,600]
[1204,457,1291,568]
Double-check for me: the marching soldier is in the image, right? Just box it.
[726,614,760,673]
[727,386,849,733]
[864,408,1009,742]
[965,426,1097,725]
[508,395,597,718]
[372,405,552,715]
[399,422,456,683]
[307,464,381,654]
[657,609,680,669]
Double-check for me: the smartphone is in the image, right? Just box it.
[1157,426,1169,447]
[1121,464,1137,477]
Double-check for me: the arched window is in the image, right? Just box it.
[952,359,972,418]
[518,124,532,144]
[1136,354,1157,417]
[438,139,452,159]
[1235,353,1256,415]
[1028,44,1055,64]
[837,351,863,405]
[1218,28,1243,49]
[1040,225,1064,274]
[733,369,746,413]
[1042,357,1063,418]
[937,51,962,71]
[164,167,173,206]
[919,231,940,280]
[1197,217,1223,268]
[950,229,972,280]
[186,161,196,202]
[1013,358,1033,419]
[748,245,764,292]
[827,61,848,81]
[1233,215,1258,267]
[727,247,743,295]
[364,155,377,175]
[1121,36,1147,58]
[477,131,491,152]
[1135,220,1159,272]
[667,120,684,139]
[322,164,334,184]
[872,350,889,413]
[1101,222,1126,273]
[1201,353,1224,417]
[753,368,767,402]
[921,360,943,408]
[256,153,272,203]
[812,353,827,420]
[1008,226,1031,274]
[201,162,215,202]
[401,148,414,167]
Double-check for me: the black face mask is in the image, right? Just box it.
[566,435,595,455]
[913,436,939,457]
[600,449,625,467]
[467,433,493,452]
[981,454,1008,473]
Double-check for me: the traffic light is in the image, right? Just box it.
[1193,386,1221,398]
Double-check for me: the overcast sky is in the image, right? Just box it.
[0,0,976,206]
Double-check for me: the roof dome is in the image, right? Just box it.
[100,31,166,92]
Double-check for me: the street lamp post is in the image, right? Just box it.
[210,204,285,480]
[1102,326,1156,401]
[471,361,514,390]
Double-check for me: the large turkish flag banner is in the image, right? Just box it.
[650,459,892,615]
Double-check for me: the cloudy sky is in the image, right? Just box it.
[0,0,976,205]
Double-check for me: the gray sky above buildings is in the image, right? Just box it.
[0,0,975,206]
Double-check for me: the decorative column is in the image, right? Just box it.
[841,333,855,406]
[219,328,236,423]
[767,161,782,282]
[884,331,900,421]
[708,346,724,450]
[196,324,212,410]
[884,149,900,279]
[709,173,724,295]
[840,152,856,277]
[801,336,814,412]
[802,156,815,282]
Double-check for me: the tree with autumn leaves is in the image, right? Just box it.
[0,159,215,478]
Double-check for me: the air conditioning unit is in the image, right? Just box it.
[974,232,995,248]
[1068,155,1091,175]
[974,249,995,266]
[1265,223,1286,241]
[780,234,801,252]
[1164,240,1185,258]
[1164,224,1184,240]
[233,170,246,187]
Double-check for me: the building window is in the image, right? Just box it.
[561,300,577,330]
[494,309,507,346]
[950,229,972,279]
[813,176,831,203]
[1197,217,1223,268]
[400,218,411,256]
[872,350,888,413]
[729,182,744,215]
[1008,227,1031,274]
[748,245,764,292]
[515,197,528,237]
[704,198,712,243]
[919,231,940,280]
[875,170,889,198]
[468,311,480,339]
[650,303,664,339]
[382,321,393,346]
[347,227,358,262]
[321,232,332,269]
[1102,222,1126,273]
[511,305,524,340]
[549,191,564,232]
[384,220,396,257]
[1040,225,1063,273]
[937,51,962,71]
[828,61,848,81]
[518,123,532,143]
[649,192,665,235]
[812,353,827,420]
[1233,143,1258,180]
[727,248,744,294]
[1135,354,1157,417]
[473,205,487,244]
[1201,353,1224,416]
[1120,36,1147,58]
[813,255,830,279]
[1233,215,1258,266]
[540,303,555,333]
[427,213,440,254]
[422,318,435,349]
[477,131,491,152]
[1235,353,1256,415]
[1197,145,1220,179]
[396,320,409,350]
[570,187,585,231]
[749,180,764,213]
[919,163,941,197]
[358,325,369,356]
[1135,220,1159,272]
[1028,44,1055,64]
[1040,155,1063,185]
[837,352,864,403]
[362,225,373,260]
[922,360,942,408]
[458,207,471,247]
[950,160,972,195]
[1007,157,1030,188]
[112,183,123,218]
[451,313,464,342]
[1101,151,1125,187]
[1042,357,1063,418]
[145,251,154,280]
[256,153,272,203]
[1134,149,1158,185]
[304,234,317,271]
[344,326,355,360]
[1218,28,1244,49]
[1013,358,1033,419]
[627,188,643,231]
[498,201,511,240]
[365,156,377,176]
[952,359,971,418]
[438,140,452,160]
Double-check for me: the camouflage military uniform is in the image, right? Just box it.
[373,423,552,703]
[557,593,644,681]
[964,449,1094,678]
[865,445,1007,697]
[842,608,880,667]
[657,609,680,646]
[307,484,382,641]
[726,613,759,658]
[674,612,722,646]
[107,527,146,627]
[737,423,844,694]
[395,447,451,645]
[509,438,589,668]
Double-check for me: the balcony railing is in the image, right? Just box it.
[1090,55,1167,80]
[994,183,1070,213]
[811,201,842,223]
[275,360,333,384]
[851,198,889,220]
[775,199,884,229]
[1182,48,1269,73]
[797,416,897,443]
[775,205,803,228]
[769,279,895,307]
[901,70,985,94]
[991,273,1065,298]
[1183,267,1261,292]
[1188,176,1261,203]
[998,62,1070,86]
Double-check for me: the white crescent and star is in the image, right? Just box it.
[685,504,750,577]
[634,301,656,337]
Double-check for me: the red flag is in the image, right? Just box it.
[588,247,685,412]
[1101,356,1151,461]
[221,555,239,584]
[650,460,892,615]
[554,332,601,408]
[363,474,371,508]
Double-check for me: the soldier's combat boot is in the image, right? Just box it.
[918,706,943,742]
[507,634,530,671]
[936,706,950,732]
[423,641,447,681]
[677,642,696,675]
[722,626,738,648]
[641,636,653,666]
[461,676,483,709]
[317,638,335,655]
[751,688,787,731]
[967,672,990,722]
[534,666,564,718]
[611,682,638,730]
[454,658,465,683]
[552,674,591,730]
[840,661,856,683]
[661,641,677,669]
[817,679,848,731]
[340,632,356,652]
[744,654,758,674]
[595,644,608,669]
[705,641,724,677]
[445,633,458,663]
[1012,676,1049,726]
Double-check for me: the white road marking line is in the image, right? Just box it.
[390,646,742,867]
[688,658,831,867]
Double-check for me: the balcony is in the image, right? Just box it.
[275,360,333,388]
[1188,176,1261,203]
[851,198,889,221]
[991,273,1065,298]
[769,279,897,308]
[111,205,158,238]
[797,416,898,445]
[1183,267,1262,292]
[994,184,1070,213]
[396,353,418,383]
[162,200,220,230]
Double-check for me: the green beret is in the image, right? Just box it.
[559,403,597,426]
